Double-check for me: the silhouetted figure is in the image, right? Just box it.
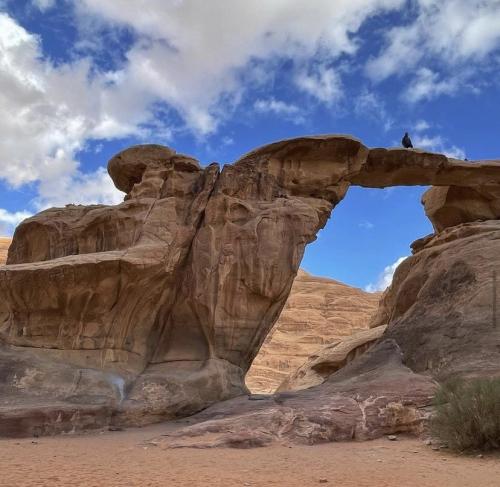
[402,132,413,149]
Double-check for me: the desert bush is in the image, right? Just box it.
[431,377,500,452]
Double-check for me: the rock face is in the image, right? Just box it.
[246,270,380,393]
[0,135,499,438]
[152,340,436,449]
[370,220,500,379]
[278,325,387,392]
[423,186,500,232]
[0,238,10,265]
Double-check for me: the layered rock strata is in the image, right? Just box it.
[1,135,499,438]
[0,237,10,265]
[278,325,387,392]
[246,270,380,393]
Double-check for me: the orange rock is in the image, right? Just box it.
[0,237,10,265]
[246,270,380,393]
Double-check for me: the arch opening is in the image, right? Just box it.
[246,184,433,394]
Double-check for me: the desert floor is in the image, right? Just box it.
[0,423,499,487]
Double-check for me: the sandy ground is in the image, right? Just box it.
[0,424,499,487]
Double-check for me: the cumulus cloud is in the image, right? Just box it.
[366,0,500,83]
[295,66,343,104]
[413,134,466,160]
[0,209,32,235]
[76,0,405,132]
[0,12,132,209]
[403,68,459,103]
[365,256,407,292]
[254,98,304,123]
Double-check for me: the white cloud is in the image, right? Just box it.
[32,0,56,11]
[354,89,393,131]
[365,256,407,292]
[367,0,500,82]
[404,68,458,103]
[0,13,131,209]
[359,220,375,230]
[295,66,343,105]
[76,0,405,131]
[414,120,431,132]
[413,134,466,160]
[254,98,304,123]
[366,1,500,106]
[0,209,32,236]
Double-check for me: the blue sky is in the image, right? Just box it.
[0,0,499,290]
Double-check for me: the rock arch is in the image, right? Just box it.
[1,135,499,435]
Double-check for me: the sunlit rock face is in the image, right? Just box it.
[0,135,499,438]
[277,325,387,393]
[0,238,10,265]
[246,270,380,393]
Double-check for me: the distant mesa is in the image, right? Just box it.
[0,135,499,442]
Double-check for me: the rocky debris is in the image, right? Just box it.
[371,220,500,379]
[246,269,380,393]
[150,340,436,449]
[277,325,387,392]
[423,186,500,232]
[0,237,10,264]
[0,135,499,437]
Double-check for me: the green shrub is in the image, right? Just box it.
[431,377,500,452]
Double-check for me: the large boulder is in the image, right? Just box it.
[246,270,380,393]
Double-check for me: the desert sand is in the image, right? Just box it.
[0,424,499,487]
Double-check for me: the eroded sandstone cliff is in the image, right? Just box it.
[246,270,380,393]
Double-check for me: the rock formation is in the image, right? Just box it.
[370,220,500,379]
[422,186,500,232]
[0,135,499,439]
[0,237,10,265]
[246,270,380,393]
[278,325,387,392]
[151,340,436,448]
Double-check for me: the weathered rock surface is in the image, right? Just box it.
[278,325,387,392]
[246,270,380,393]
[0,135,499,438]
[423,186,500,232]
[370,220,500,379]
[151,340,436,449]
[0,237,10,265]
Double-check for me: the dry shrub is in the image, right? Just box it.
[432,377,500,452]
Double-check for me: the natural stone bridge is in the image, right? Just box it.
[1,135,499,438]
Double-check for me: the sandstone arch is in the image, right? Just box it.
[1,135,499,436]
